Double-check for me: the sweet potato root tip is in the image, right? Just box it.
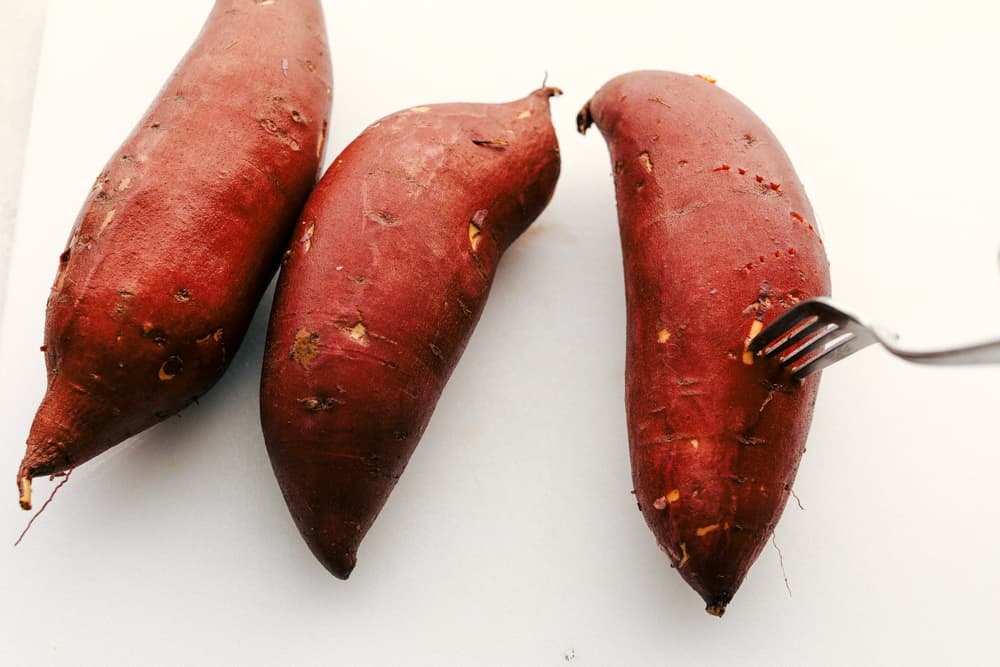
[576,102,594,135]
[18,476,31,510]
[15,470,72,545]
[321,549,357,581]
[705,602,728,617]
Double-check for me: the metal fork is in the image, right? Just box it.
[746,297,1000,379]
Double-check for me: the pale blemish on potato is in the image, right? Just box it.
[679,542,689,567]
[300,223,315,253]
[695,73,717,84]
[196,328,224,344]
[517,110,532,119]
[52,264,66,292]
[348,321,368,342]
[468,209,487,251]
[784,289,804,305]
[365,210,400,227]
[743,319,764,365]
[690,438,700,449]
[657,328,671,344]
[472,138,509,150]
[317,120,327,158]
[291,329,320,369]
[651,490,680,511]
[98,208,117,236]
[696,523,720,537]
[117,177,132,191]
[410,106,431,113]
[639,151,653,173]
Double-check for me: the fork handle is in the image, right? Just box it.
[890,337,1000,366]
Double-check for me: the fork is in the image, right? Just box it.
[746,296,1000,379]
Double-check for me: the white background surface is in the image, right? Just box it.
[0,0,47,316]
[3,1,1000,664]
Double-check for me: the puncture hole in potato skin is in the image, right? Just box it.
[297,396,342,412]
[158,356,183,381]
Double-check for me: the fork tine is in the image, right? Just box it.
[747,305,821,353]
[789,329,879,379]
[775,323,841,365]
[760,318,835,359]
[788,332,857,379]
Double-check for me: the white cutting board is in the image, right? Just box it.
[3,1,1000,664]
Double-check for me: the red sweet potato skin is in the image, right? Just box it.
[580,71,831,615]
[18,0,332,507]
[260,88,561,578]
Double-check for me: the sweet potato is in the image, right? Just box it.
[18,0,332,509]
[578,71,831,615]
[260,87,562,578]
